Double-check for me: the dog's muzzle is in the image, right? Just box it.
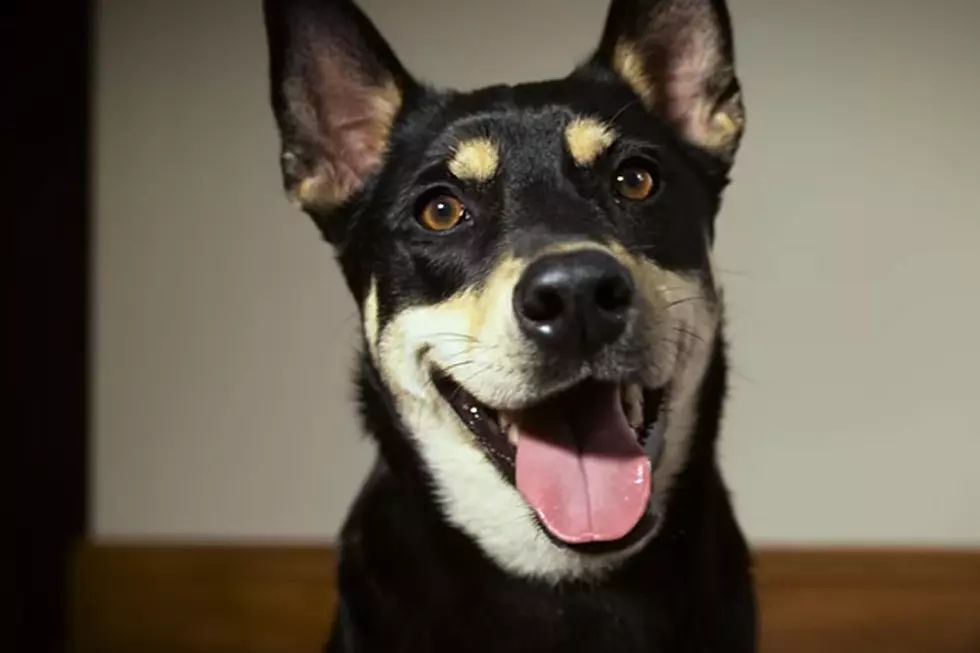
[432,248,664,549]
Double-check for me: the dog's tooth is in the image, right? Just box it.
[625,384,644,428]
[498,412,512,432]
[507,423,520,447]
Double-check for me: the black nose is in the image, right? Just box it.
[514,250,635,355]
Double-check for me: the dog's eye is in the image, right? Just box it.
[418,195,467,232]
[612,161,659,201]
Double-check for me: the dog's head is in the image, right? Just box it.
[264,0,745,582]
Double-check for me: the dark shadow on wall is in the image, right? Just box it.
[7,2,93,652]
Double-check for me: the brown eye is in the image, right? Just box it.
[418,195,467,232]
[613,162,659,201]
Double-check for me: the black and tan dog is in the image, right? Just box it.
[262,0,756,650]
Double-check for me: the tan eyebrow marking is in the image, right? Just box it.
[448,138,500,182]
[565,117,618,166]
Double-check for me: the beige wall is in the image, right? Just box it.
[93,0,980,544]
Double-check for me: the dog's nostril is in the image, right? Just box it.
[523,286,565,323]
[595,275,633,315]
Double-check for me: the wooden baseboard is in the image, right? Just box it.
[70,544,337,653]
[754,548,980,653]
[69,543,980,653]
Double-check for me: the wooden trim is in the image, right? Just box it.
[70,544,338,653]
[70,543,980,653]
[754,548,980,653]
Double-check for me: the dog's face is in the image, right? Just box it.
[264,0,745,582]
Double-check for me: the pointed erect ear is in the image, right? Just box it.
[591,0,746,162]
[263,0,412,215]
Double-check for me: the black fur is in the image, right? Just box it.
[262,0,757,650]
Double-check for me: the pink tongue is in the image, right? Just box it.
[514,383,651,545]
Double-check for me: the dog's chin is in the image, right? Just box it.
[432,368,668,555]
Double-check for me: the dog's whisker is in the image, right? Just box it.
[665,296,707,310]
[626,243,658,255]
[429,332,481,344]
[716,267,751,278]
[327,310,359,334]
[610,96,641,122]
[671,324,706,344]
[440,359,479,376]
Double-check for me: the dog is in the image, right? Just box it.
[262,0,756,650]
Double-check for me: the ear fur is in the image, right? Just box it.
[263,0,413,223]
[591,0,746,162]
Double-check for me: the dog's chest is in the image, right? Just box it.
[375,578,673,653]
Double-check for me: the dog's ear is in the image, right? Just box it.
[263,0,412,227]
[590,0,745,162]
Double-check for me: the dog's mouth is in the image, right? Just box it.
[433,371,667,551]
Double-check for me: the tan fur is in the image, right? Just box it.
[701,101,744,150]
[362,277,381,364]
[613,41,656,109]
[292,79,403,210]
[638,260,720,511]
[611,37,743,157]
[374,238,719,416]
[372,250,658,580]
[564,118,618,166]
[448,138,500,182]
[369,238,721,581]
[376,254,530,410]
